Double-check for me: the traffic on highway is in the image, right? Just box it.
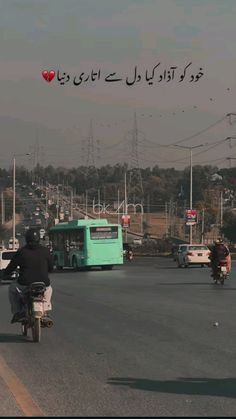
[0,183,235,415]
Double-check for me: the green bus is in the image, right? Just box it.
[49,219,124,270]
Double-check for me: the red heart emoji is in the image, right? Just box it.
[42,70,55,82]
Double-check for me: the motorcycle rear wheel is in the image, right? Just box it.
[220,276,225,285]
[32,318,41,342]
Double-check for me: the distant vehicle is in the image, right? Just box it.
[49,219,123,271]
[28,192,33,196]
[133,238,142,245]
[176,244,211,268]
[8,238,19,250]
[36,207,40,211]
[172,244,186,261]
[34,212,39,216]
[123,242,132,256]
[16,232,21,237]
[39,229,46,239]
[0,249,18,280]
[35,219,42,225]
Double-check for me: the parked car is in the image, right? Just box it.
[133,238,142,245]
[8,238,19,250]
[176,244,211,268]
[172,244,184,261]
[0,249,18,281]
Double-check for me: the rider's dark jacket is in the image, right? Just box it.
[5,243,53,286]
[210,244,229,265]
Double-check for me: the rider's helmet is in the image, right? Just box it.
[25,228,40,245]
[215,237,223,245]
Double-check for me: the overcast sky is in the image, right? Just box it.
[0,0,236,169]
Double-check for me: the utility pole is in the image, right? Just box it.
[165,202,168,237]
[117,189,120,224]
[45,188,48,229]
[220,191,223,228]
[12,153,30,249]
[1,191,5,225]
[201,208,205,244]
[174,144,205,244]
[85,190,88,216]
[98,189,101,219]
[127,112,144,200]
[140,210,143,235]
[70,188,73,220]
[124,172,128,242]
[83,119,100,177]
[13,157,16,250]
[147,194,150,213]
[56,186,59,220]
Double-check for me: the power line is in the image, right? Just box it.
[167,115,228,147]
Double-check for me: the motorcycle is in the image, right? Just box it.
[213,259,229,285]
[126,250,133,262]
[16,282,53,342]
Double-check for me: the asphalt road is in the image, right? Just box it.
[0,257,236,416]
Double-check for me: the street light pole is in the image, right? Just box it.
[124,172,128,242]
[190,148,193,244]
[12,153,30,250]
[13,157,16,250]
[70,188,73,220]
[174,144,205,244]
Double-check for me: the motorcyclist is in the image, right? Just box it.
[210,238,230,281]
[125,244,133,260]
[4,228,53,324]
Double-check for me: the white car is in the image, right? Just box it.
[176,244,211,268]
[133,238,142,245]
[0,249,18,278]
[8,238,19,250]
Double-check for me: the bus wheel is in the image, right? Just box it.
[53,257,61,271]
[101,266,113,270]
[72,257,78,271]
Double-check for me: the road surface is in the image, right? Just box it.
[0,257,236,416]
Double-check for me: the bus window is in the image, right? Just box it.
[70,229,84,251]
[62,231,70,251]
[57,232,64,251]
